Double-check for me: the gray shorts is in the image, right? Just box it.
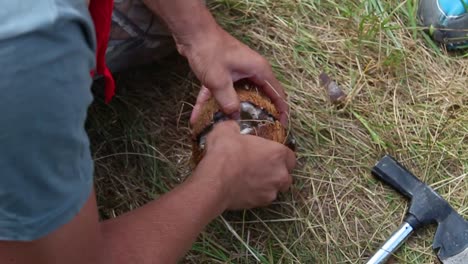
[0,0,179,241]
[0,0,95,241]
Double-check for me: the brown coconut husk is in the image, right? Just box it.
[191,83,288,164]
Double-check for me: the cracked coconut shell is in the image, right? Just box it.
[191,84,289,164]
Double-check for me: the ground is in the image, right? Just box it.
[86,0,468,263]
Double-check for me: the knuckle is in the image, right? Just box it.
[272,146,288,161]
[256,56,269,67]
[291,156,297,169]
[280,170,292,186]
[268,192,278,203]
[219,77,233,91]
[206,131,223,146]
[285,148,296,160]
[206,122,241,150]
[208,124,232,140]
[260,192,277,206]
[222,101,239,114]
[281,146,290,157]
[207,68,231,91]
[276,166,288,181]
[211,79,230,94]
[284,175,293,189]
[216,120,239,133]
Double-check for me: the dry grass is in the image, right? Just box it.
[87,0,467,263]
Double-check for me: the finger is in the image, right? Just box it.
[190,86,212,125]
[284,147,297,173]
[279,175,293,193]
[205,120,240,150]
[216,119,240,129]
[211,84,240,116]
[250,71,290,126]
[268,191,279,203]
[196,86,212,104]
[227,51,290,125]
[211,120,240,136]
[279,153,295,193]
[204,68,240,115]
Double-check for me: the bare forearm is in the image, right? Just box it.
[0,123,294,264]
[101,159,227,263]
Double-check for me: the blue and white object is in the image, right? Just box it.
[418,0,468,49]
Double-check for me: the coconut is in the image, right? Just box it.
[192,82,291,164]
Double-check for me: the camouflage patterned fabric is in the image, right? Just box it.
[107,0,175,72]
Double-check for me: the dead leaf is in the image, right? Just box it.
[319,72,347,105]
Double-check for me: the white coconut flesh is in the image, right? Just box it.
[197,101,276,150]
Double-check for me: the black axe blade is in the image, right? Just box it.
[370,155,468,263]
[433,212,468,263]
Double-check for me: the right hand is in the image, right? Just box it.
[197,121,296,210]
[175,24,289,126]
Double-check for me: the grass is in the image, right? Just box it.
[87,0,467,263]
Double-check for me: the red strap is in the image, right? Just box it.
[89,0,115,103]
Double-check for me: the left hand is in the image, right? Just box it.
[175,25,289,125]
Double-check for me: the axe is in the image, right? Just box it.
[366,155,468,264]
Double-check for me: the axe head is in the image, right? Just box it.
[372,155,468,263]
[433,212,468,263]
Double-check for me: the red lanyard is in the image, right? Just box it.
[89,0,115,103]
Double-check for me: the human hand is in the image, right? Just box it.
[175,25,289,126]
[195,121,296,210]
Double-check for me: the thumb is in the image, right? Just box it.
[214,120,240,134]
[205,69,240,115]
[207,120,240,146]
